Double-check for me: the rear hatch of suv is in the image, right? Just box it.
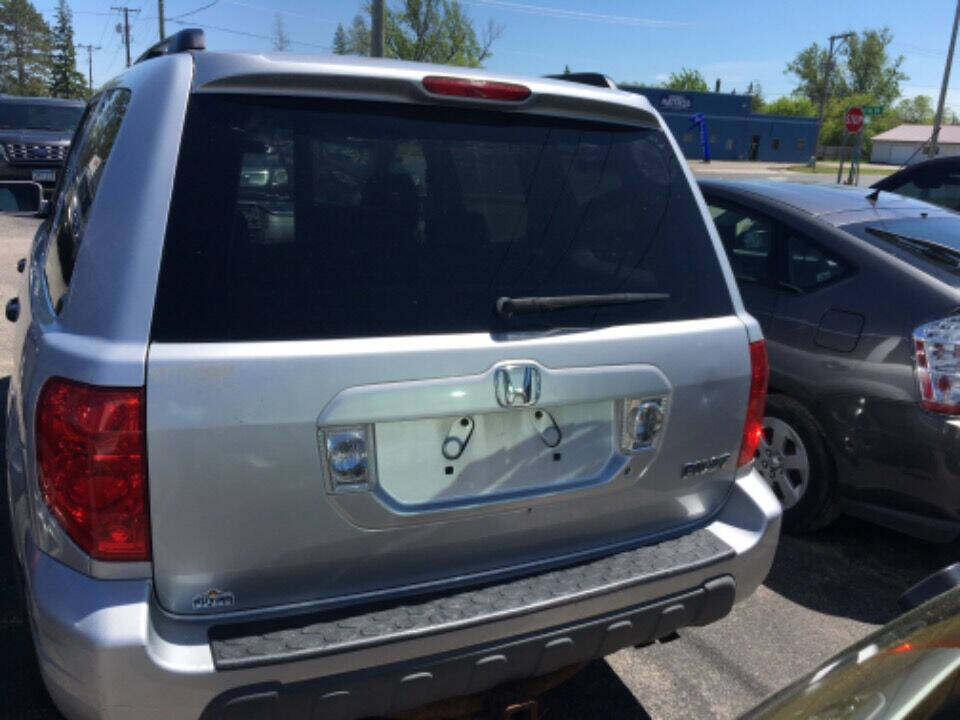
[146,83,751,615]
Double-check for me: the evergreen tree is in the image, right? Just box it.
[272,13,290,51]
[49,0,85,98]
[332,23,348,54]
[0,0,52,96]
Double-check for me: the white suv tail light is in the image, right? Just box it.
[914,315,960,414]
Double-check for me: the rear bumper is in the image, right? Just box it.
[25,471,780,720]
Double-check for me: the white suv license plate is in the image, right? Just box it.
[31,169,56,183]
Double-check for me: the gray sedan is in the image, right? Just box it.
[701,180,960,542]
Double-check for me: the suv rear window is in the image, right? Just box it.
[153,95,732,341]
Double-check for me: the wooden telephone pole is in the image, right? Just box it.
[931,0,960,158]
[112,6,140,67]
[370,0,384,57]
[77,43,101,91]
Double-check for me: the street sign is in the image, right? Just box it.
[845,106,865,133]
[863,105,885,116]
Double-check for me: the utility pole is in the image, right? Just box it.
[932,0,960,159]
[112,6,140,67]
[158,0,165,41]
[77,43,101,91]
[815,31,855,154]
[370,0,384,57]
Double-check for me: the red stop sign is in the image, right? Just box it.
[845,106,864,133]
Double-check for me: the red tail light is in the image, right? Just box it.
[738,340,769,467]
[36,378,150,561]
[422,75,531,102]
[913,315,960,414]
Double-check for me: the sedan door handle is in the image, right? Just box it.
[6,297,19,322]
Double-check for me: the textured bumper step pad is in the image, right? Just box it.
[211,528,732,669]
[205,575,737,720]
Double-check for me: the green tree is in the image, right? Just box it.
[895,94,934,123]
[662,67,708,91]
[786,28,906,107]
[746,80,764,112]
[563,64,571,75]
[48,0,85,98]
[334,2,501,67]
[785,42,848,105]
[761,96,817,116]
[385,0,502,66]
[0,0,51,96]
[342,13,370,56]
[332,23,349,54]
[820,92,902,157]
[272,13,290,51]
[841,28,906,106]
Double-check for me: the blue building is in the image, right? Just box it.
[620,86,818,163]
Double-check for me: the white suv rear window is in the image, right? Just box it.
[153,95,732,341]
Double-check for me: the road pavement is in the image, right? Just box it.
[0,215,956,720]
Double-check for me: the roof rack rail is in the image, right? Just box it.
[544,72,617,90]
[134,28,205,65]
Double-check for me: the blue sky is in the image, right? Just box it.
[50,0,960,108]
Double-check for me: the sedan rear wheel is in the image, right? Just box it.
[757,416,810,511]
[758,394,838,533]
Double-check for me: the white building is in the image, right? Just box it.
[870,124,960,164]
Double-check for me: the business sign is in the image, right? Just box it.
[660,94,692,111]
[845,106,865,133]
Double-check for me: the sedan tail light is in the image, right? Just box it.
[36,378,150,561]
[738,340,769,467]
[914,315,960,414]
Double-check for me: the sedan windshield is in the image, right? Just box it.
[0,102,83,132]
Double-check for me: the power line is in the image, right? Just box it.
[461,0,690,28]
[170,0,219,21]
[225,0,334,22]
[166,16,329,49]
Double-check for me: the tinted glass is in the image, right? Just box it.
[0,102,83,131]
[44,89,130,311]
[0,183,41,212]
[883,169,960,211]
[785,234,847,289]
[708,202,775,284]
[154,95,731,342]
[845,216,960,275]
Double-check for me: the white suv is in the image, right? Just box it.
[4,29,780,720]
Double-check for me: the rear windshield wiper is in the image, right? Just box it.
[496,292,669,317]
[865,227,960,270]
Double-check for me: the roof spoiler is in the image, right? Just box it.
[544,72,618,90]
[134,28,205,65]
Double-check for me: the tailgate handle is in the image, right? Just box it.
[442,416,474,460]
[531,410,562,448]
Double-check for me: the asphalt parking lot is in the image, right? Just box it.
[0,214,956,720]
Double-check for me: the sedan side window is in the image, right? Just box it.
[708,202,776,285]
[891,169,960,212]
[785,234,848,290]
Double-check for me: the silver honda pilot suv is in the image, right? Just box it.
[4,29,780,720]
